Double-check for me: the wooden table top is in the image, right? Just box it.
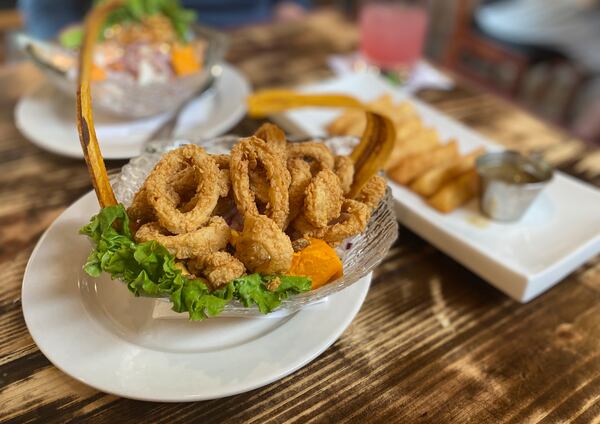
[1,10,599,423]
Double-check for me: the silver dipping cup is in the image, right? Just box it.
[476,151,553,222]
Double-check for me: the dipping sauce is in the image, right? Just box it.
[478,164,541,185]
[475,151,553,221]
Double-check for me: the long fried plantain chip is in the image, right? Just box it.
[247,90,396,198]
[76,0,122,208]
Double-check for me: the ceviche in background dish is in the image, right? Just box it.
[59,0,206,85]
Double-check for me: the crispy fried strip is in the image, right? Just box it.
[349,111,396,198]
[247,90,364,117]
[135,217,230,259]
[76,0,122,207]
[230,136,290,229]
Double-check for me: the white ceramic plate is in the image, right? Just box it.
[22,191,370,401]
[280,72,600,302]
[15,63,250,159]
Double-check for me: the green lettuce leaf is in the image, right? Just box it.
[80,205,311,320]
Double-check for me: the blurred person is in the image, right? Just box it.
[18,0,310,39]
[475,0,600,143]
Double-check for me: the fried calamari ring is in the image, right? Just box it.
[235,214,294,274]
[249,166,270,205]
[354,175,386,211]
[188,251,245,289]
[230,136,290,229]
[254,123,287,157]
[293,199,370,245]
[135,216,231,259]
[303,169,344,228]
[145,145,221,234]
[334,155,354,194]
[128,167,195,225]
[286,158,312,226]
[127,186,156,225]
[287,142,335,172]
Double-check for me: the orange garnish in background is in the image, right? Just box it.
[171,44,201,76]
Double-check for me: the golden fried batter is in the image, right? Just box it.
[230,137,291,229]
[303,169,344,228]
[293,199,370,245]
[254,123,287,157]
[334,155,354,194]
[354,174,386,211]
[145,145,221,234]
[188,251,245,289]
[287,142,335,172]
[135,216,230,259]
[286,158,312,226]
[235,214,294,274]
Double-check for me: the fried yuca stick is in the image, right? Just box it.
[410,147,486,197]
[388,140,459,185]
[384,125,439,171]
[428,169,480,213]
[76,0,122,208]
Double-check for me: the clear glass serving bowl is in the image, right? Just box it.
[18,25,227,118]
[108,135,398,316]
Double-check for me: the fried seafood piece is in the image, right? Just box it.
[127,186,156,225]
[254,123,287,157]
[354,175,386,211]
[234,214,294,274]
[334,155,354,194]
[303,169,344,228]
[212,154,230,169]
[135,216,230,259]
[293,199,370,245]
[145,145,221,234]
[287,142,335,172]
[188,251,245,289]
[286,158,312,225]
[128,165,198,225]
[249,166,270,205]
[230,136,291,229]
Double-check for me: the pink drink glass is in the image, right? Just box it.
[359,0,429,70]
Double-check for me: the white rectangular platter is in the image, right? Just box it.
[279,72,600,302]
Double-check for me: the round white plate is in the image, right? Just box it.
[15,63,250,160]
[22,191,370,401]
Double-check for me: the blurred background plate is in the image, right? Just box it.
[14,62,250,159]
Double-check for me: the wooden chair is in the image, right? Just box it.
[443,0,586,122]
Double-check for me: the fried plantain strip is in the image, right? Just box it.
[76,0,122,208]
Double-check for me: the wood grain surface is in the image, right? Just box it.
[1,10,599,424]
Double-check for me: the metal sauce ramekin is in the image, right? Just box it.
[476,151,553,222]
